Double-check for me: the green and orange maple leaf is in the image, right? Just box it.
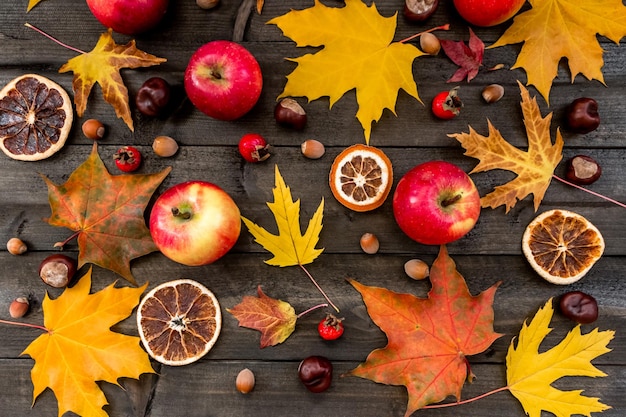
[22,268,154,417]
[348,245,502,416]
[448,81,564,213]
[268,0,424,144]
[42,144,171,284]
[491,0,626,104]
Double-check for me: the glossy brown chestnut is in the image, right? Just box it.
[559,291,598,324]
[136,77,171,117]
[565,155,602,185]
[39,254,77,288]
[404,0,439,21]
[298,355,332,393]
[274,98,307,130]
[566,97,600,134]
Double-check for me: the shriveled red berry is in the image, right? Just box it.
[317,314,344,340]
[431,87,462,119]
[114,146,142,172]
[238,133,270,163]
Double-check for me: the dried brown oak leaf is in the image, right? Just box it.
[347,245,501,416]
[448,81,564,213]
[228,286,297,348]
[59,29,166,131]
[41,143,171,284]
[440,28,484,82]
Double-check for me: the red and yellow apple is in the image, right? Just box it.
[149,181,241,266]
[86,0,169,35]
[184,40,263,121]
[453,0,526,27]
[392,161,481,245]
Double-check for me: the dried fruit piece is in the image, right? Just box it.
[0,74,73,161]
[522,210,604,285]
[236,368,255,394]
[6,237,27,255]
[329,144,393,212]
[137,279,222,366]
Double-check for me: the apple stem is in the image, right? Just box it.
[171,207,192,220]
[552,175,626,208]
[442,194,462,207]
[210,70,222,80]
[297,303,329,318]
[299,264,340,313]
[24,23,87,55]
[0,318,49,333]
[422,386,510,409]
[399,23,450,44]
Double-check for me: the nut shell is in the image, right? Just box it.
[152,135,179,157]
[236,368,255,394]
[565,155,601,185]
[275,98,307,130]
[360,233,379,255]
[82,119,105,140]
[419,32,441,55]
[9,297,29,318]
[301,139,325,159]
[7,237,27,255]
[404,259,430,280]
[481,84,504,104]
[39,254,77,288]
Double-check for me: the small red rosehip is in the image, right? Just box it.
[238,133,270,163]
[431,87,463,120]
[317,314,344,341]
[114,146,142,172]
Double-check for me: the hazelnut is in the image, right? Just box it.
[9,297,29,318]
[404,259,429,280]
[565,155,602,185]
[301,139,325,159]
[481,84,504,104]
[419,32,441,55]
[274,98,307,130]
[236,368,255,394]
[7,237,27,255]
[152,135,179,157]
[360,233,379,255]
[82,119,106,140]
[39,254,77,288]
[197,0,219,9]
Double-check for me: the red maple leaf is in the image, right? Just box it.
[347,245,501,416]
[440,28,484,82]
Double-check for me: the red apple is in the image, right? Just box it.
[149,181,241,266]
[392,161,481,245]
[453,0,526,27]
[184,40,263,121]
[86,0,169,35]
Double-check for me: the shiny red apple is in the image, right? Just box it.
[149,181,241,266]
[393,161,481,245]
[184,40,263,121]
[453,0,526,27]
[86,0,169,35]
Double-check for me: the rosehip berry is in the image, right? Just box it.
[317,314,344,341]
[238,133,270,163]
[431,87,462,120]
[114,146,142,172]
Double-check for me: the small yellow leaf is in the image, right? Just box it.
[22,268,154,417]
[241,165,324,267]
[506,299,614,417]
[27,0,44,11]
[268,0,424,144]
[448,81,563,213]
[59,29,166,131]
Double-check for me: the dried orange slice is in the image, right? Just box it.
[0,74,73,161]
[329,144,393,212]
[137,279,221,366]
[522,209,604,285]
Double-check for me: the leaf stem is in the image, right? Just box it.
[0,318,49,333]
[297,303,329,318]
[399,23,450,44]
[24,23,87,55]
[552,174,626,208]
[54,231,81,249]
[422,386,510,409]
[299,264,340,313]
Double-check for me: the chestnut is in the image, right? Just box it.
[274,98,307,130]
[298,355,332,393]
[135,77,171,117]
[559,291,598,324]
[404,0,439,21]
[565,155,601,185]
[566,97,600,134]
[39,254,77,288]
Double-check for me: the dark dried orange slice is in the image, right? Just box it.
[522,209,604,285]
[137,279,221,366]
[0,74,73,161]
[329,144,393,212]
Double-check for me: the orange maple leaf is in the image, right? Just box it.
[41,144,171,284]
[448,81,564,213]
[22,268,154,417]
[347,245,501,416]
[59,29,166,131]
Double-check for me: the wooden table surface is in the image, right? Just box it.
[1,1,625,416]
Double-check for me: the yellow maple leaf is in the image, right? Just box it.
[241,165,324,267]
[59,29,166,131]
[490,0,626,104]
[448,81,563,213]
[26,0,44,11]
[506,299,614,417]
[268,0,424,144]
[22,268,154,417]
